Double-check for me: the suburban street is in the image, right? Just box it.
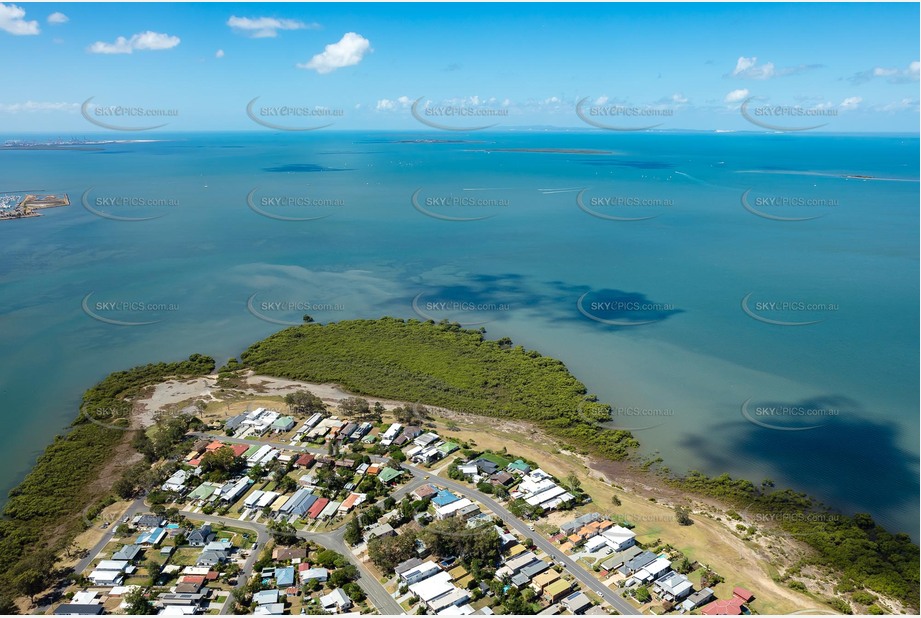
[176,511,402,615]
[191,431,639,615]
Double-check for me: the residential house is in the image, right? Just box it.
[679,588,714,612]
[338,492,366,513]
[394,557,424,579]
[620,550,657,575]
[413,431,439,448]
[700,597,745,616]
[600,525,636,552]
[111,544,142,561]
[559,513,601,535]
[561,591,593,614]
[273,546,308,561]
[365,522,396,540]
[253,590,279,606]
[187,524,214,547]
[319,588,352,613]
[275,566,296,588]
[506,460,531,475]
[299,566,328,583]
[134,514,165,529]
[53,605,103,615]
[399,560,441,584]
[434,497,476,520]
[295,453,316,468]
[271,416,295,433]
[162,469,189,493]
[136,528,166,547]
[378,467,403,484]
[470,458,499,475]
[490,472,515,487]
[413,484,438,501]
[653,571,693,602]
[634,557,672,583]
[530,569,561,594]
[544,580,573,604]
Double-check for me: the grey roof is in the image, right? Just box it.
[537,603,561,615]
[520,560,551,578]
[560,512,601,533]
[187,524,214,545]
[562,591,592,612]
[225,413,248,430]
[600,545,643,571]
[111,544,142,561]
[53,605,104,616]
[135,514,164,528]
[511,572,531,587]
[682,587,714,608]
[471,458,499,475]
[197,550,228,565]
[394,557,424,576]
[623,550,657,573]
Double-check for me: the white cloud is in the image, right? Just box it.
[877,98,918,112]
[47,11,67,24]
[724,88,750,103]
[226,15,315,38]
[298,32,371,74]
[375,95,411,111]
[0,100,78,113]
[839,96,862,110]
[671,93,688,104]
[0,3,39,35]
[88,30,180,54]
[730,56,820,80]
[851,61,919,84]
[215,49,224,58]
[732,56,775,80]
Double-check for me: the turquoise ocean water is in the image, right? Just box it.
[0,131,917,536]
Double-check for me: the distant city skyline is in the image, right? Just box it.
[1,2,918,132]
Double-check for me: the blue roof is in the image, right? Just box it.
[432,490,460,507]
[136,527,165,545]
[276,566,295,587]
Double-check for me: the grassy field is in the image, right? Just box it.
[425,411,830,614]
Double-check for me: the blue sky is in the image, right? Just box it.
[0,2,918,132]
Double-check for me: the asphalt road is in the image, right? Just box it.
[73,496,148,575]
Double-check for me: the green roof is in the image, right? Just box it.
[545,580,572,595]
[188,482,218,500]
[437,442,459,454]
[378,467,403,483]
[243,445,261,458]
[508,460,530,471]
[272,415,295,429]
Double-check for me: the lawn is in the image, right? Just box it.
[479,452,513,468]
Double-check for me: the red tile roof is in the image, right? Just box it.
[296,453,315,467]
[340,493,361,510]
[230,444,249,458]
[307,497,329,518]
[732,587,754,602]
[180,575,206,585]
[700,598,744,615]
[205,440,224,452]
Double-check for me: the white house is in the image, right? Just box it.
[601,525,636,552]
[162,469,189,492]
[399,560,441,584]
